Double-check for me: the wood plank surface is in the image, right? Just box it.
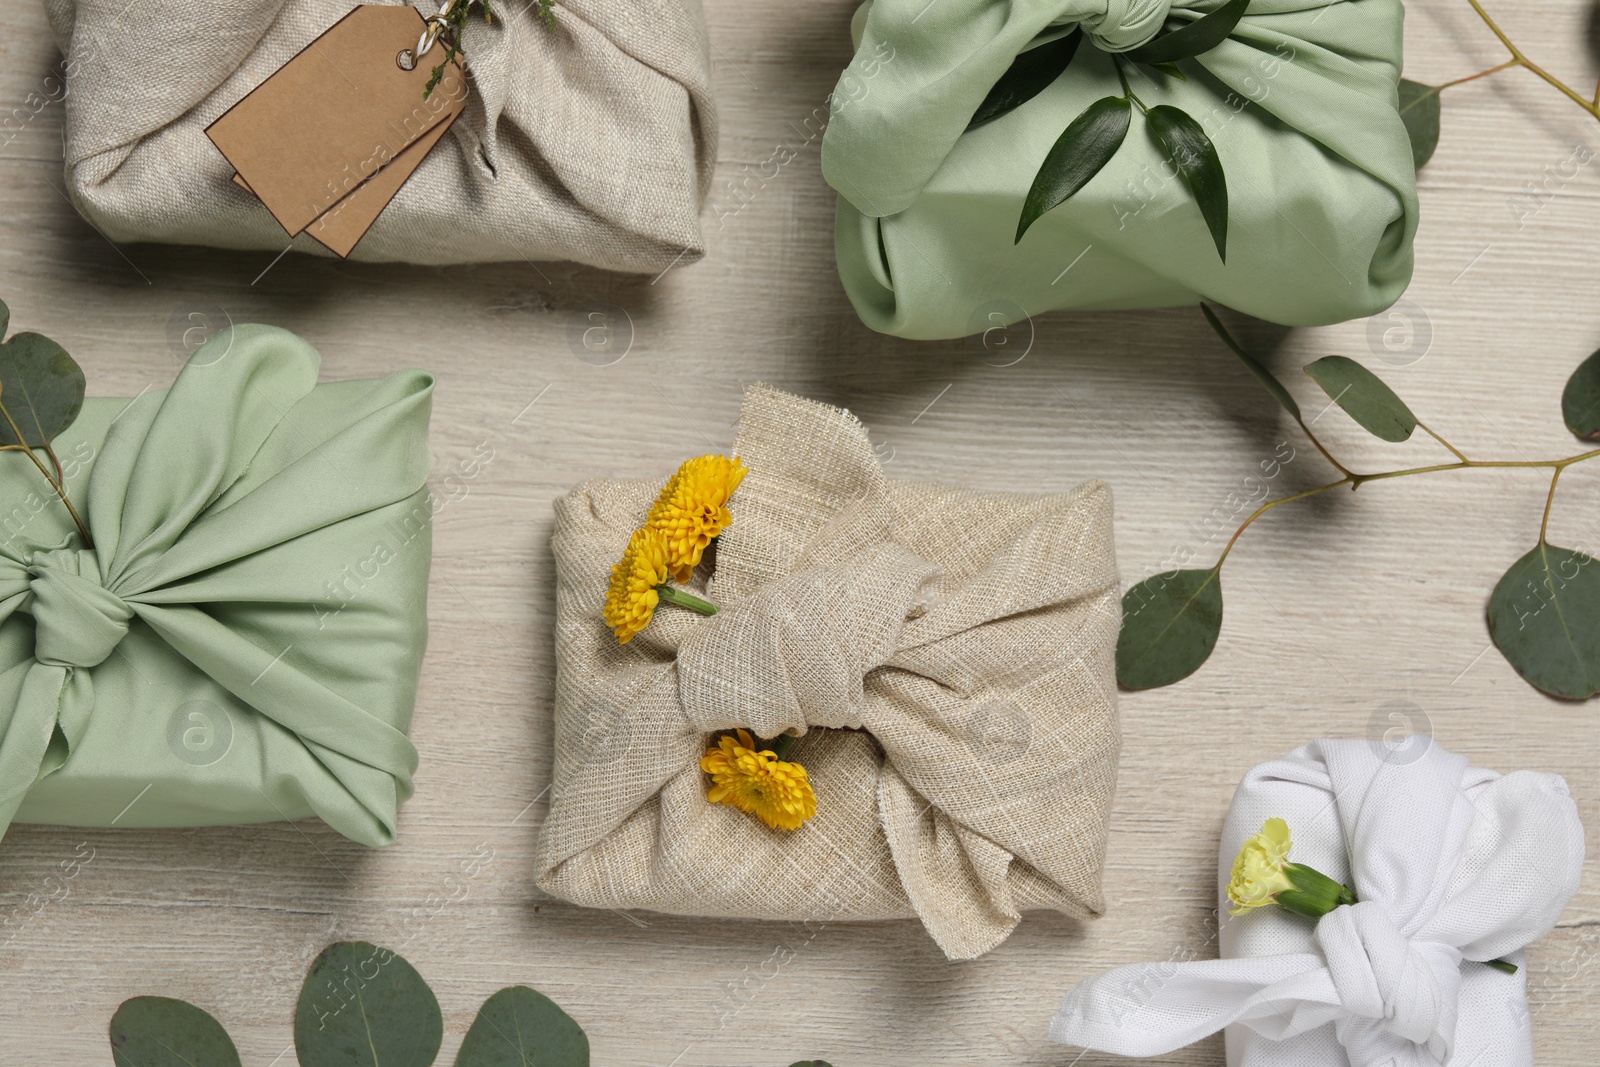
[0,1,1595,1064]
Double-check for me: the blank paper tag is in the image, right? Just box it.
[206,4,468,244]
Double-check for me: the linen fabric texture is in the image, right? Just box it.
[0,325,434,848]
[536,384,1122,959]
[41,0,716,273]
[1050,739,1585,1067]
[822,0,1419,338]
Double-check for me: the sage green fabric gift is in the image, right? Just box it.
[0,325,434,847]
[822,0,1419,338]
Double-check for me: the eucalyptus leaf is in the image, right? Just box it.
[456,987,589,1067]
[1561,347,1600,440]
[1124,0,1250,65]
[1145,104,1228,260]
[968,30,1082,130]
[1016,95,1132,243]
[109,997,241,1067]
[0,331,86,448]
[1201,304,1301,419]
[1488,543,1600,700]
[1117,568,1224,689]
[1397,79,1441,170]
[295,942,443,1067]
[1304,355,1417,442]
[0,297,9,338]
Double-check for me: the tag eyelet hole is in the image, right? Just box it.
[397,49,417,71]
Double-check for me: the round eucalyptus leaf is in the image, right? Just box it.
[1304,355,1417,442]
[1561,347,1600,441]
[455,986,589,1067]
[1116,568,1223,690]
[0,330,86,447]
[109,996,241,1067]
[1397,79,1441,170]
[1488,543,1600,700]
[295,942,443,1067]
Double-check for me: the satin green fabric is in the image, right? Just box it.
[822,0,1418,339]
[0,325,434,847]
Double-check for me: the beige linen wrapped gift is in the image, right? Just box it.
[41,0,715,272]
[535,384,1122,959]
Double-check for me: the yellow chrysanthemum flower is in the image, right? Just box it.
[603,527,671,644]
[700,728,817,831]
[647,454,749,582]
[1227,817,1294,915]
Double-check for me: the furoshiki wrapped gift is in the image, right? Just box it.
[822,0,1419,338]
[535,384,1122,959]
[41,0,716,273]
[0,325,434,847]
[1052,738,1585,1067]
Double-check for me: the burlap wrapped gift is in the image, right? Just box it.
[41,0,716,272]
[0,325,433,847]
[535,384,1122,959]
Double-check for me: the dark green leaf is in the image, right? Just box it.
[0,297,9,338]
[295,942,442,1067]
[1016,95,1131,243]
[1397,79,1441,171]
[1201,304,1301,419]
[1561,347,1600,440]
[1304,355,1417,442]
[968,30,1082,130]
[456,987,589,1067]
[1488,543,1600,700]
[0,331,85,448]
[1125,0,1251,65]
[789,1062,835,1067]
[1145,104,1228,261]
[1117,568,1223,689]
[1147,62,1188,81]
[110,997,241,1067]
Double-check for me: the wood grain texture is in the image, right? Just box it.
[0,1,1597,1064]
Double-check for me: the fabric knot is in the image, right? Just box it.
[26,549,133,669]
[1316,899,1464,1048]
[1075,0,1174,52]
[675,543,942,739]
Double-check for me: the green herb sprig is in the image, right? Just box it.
[1116,305,1600,701]
[423,0,557,100]
[971,0,1249,260]
[0,298,90,549]
[106,940,832,1067]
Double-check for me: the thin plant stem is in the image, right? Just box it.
[655,584,718,616]
[1417,420,1470,463]
[1540,465,1563,543]
[0,401,92,549]
[1467,0,1600,119]
[1215,448,1600,569]
[1437,57,1521,91]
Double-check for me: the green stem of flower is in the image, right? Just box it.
[1485,958,1519,975]
[655,584,719,616]
[0,400,93,549]
[766,733,796,761]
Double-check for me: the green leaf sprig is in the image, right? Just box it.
[422,0,557,100]
[0,298,91,549]
[108,939,832,1067]
[975,0,1248,258]
[1117,306,1600,699]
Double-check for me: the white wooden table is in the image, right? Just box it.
[0,1,1595,1063]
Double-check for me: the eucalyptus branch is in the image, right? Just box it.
[1466,0,1600,120]
[1117,312,1600,698]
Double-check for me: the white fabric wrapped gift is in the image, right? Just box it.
[1051,738,1584,1067]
